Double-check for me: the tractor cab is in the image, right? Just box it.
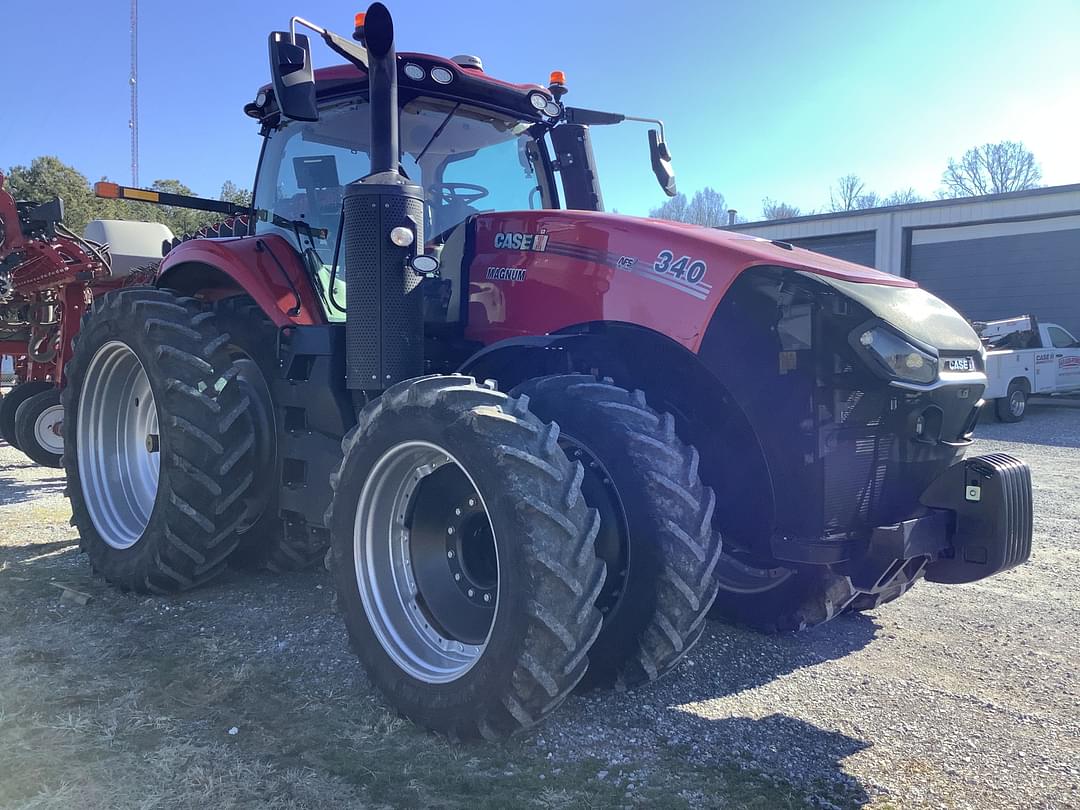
[250,76,556,260]
[245,20,675,320]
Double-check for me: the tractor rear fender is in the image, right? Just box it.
[459,321,776,555]
[156,235,326,327]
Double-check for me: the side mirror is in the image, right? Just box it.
[268,32,318,122]
[649,130,676,197]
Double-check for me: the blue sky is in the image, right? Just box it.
[3,0,1078,220]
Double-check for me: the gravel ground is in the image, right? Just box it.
[0,400,1077,808]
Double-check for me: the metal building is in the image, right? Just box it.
[726,183,1080,335]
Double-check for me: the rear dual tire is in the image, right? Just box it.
[210,296,329,573]
[63,288,257,593]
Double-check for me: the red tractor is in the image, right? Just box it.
[62,4,1032,738]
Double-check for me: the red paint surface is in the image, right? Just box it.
[465,211,914,352]
[160,235,325,327]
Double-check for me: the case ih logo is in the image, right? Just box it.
[494,231,549,252]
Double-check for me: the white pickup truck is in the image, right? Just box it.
[977,316,1080,422]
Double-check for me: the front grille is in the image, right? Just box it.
[823,429,893,534]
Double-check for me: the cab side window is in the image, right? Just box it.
[1048,326,1077,348]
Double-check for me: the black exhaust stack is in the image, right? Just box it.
[342,2,426,393]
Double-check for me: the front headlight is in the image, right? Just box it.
[858,327,937,384]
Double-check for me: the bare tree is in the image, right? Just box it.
[649,187,729,226]
[941,141,1041,197]
[880,187,924,206]
[829,174,866,212]
[761,198,801,220]
[649,192,689,222]
[686,187,729,227]
[854,190,881,210]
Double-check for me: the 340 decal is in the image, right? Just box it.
[653,250,707,284]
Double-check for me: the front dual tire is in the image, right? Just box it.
[329,376,606,739]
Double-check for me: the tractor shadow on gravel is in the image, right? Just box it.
[547,614,880,805]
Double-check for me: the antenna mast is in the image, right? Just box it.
[130,0,139,187]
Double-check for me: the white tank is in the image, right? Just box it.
[83,219,175,278]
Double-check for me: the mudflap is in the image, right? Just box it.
[920,453,1033,584]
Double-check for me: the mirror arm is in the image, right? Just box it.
[289,16,324,41]
[290,16,369,70]
[622,115,666,143]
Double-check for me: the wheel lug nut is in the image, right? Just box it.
[455,508,462,516]
[454,573,461,581]
[467,588,475,597]
[447,527,454,535]
[483,593,491,603]
[145,433,160,453]
[447,550,454,558]
[468,498,475,507]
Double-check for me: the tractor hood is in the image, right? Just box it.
[466,209,981,354]
[474,209,913,290]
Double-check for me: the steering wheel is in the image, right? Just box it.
[433,182,490,207]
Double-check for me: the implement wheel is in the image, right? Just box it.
[329,375,605,739]
[14,387,64,467]
[62,288,257,593]
[511,375,720,689]
[0,380,52,450]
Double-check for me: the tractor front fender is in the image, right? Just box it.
[460,322,777,554]
[157,235,325,326]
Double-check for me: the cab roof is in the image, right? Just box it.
[252,55,553,124]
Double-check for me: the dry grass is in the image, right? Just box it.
[0,450,830,810]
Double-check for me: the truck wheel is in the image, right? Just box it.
[709,556,855,632]
[329,375,605,739]
[510,375,720,689]
[63,288,257,593]
[995,381,1028,422]
[211,297,326,572]
[14,387,64,467]
[0,380,52,450]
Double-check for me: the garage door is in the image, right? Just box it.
[789,231,876,268]
[909,218,1080,336]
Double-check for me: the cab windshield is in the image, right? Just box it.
[253,97,551,314]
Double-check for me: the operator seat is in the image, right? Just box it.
[431,200,479,240]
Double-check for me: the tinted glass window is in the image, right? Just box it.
[1048,326,1077,348]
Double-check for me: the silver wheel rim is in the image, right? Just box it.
[77,341,161,550]
[353,441,498,684]
[1010,390,1026,417]
[33,404,64,455]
